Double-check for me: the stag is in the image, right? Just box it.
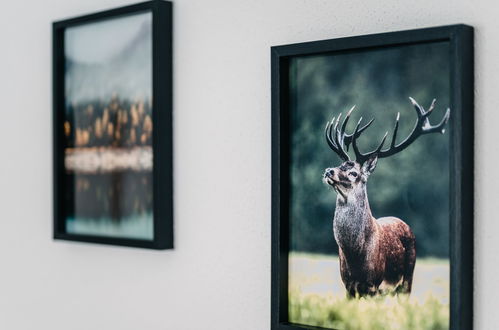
[322,97,450,297]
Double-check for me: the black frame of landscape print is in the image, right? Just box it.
[53,1,173,249]
[271,25,473,329]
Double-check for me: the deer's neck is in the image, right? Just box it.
[333,185,377,256]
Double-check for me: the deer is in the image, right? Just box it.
[322,97,450,298]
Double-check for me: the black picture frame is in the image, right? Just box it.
[271,25,473,329]
[52,0,173,249]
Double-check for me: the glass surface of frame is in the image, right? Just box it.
[271,25,473,330]
[53,1,173,249]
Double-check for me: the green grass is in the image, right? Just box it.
[289,291,448,330]
[288,253,449,330]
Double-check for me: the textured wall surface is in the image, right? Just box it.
[0,0,493,329]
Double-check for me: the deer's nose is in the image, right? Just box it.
[325,168,335,178]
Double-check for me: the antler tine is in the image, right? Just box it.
[334,113,342,131]
[351,119,366,163]
[335,112,351,161]
[376,132,388,152]
[409,97,425,118]
[440,108,451,133]
[325,117,338,150]
[423,107,450,134]
[336,106,355,149]
[390,112,400,148]
[325,114,350,161]
[426,99,436,115]
[340,106,356,135]
[344,116,363,151]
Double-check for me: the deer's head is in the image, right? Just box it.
[323,157,378,202]
[323,97,450,202]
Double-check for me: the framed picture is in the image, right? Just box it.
[53,1,173,249]
[271,25,473,329]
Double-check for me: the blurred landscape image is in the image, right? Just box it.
[288,42,451,329]
[63,12,154,240]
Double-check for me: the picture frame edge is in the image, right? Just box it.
[270,24,474,330]
[52,0,174,250]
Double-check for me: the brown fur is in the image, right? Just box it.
[338,216,416,297]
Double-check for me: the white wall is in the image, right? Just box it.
[0,0,494,329]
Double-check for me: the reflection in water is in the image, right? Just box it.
[66,213,153,240]
[64,170,153,240]
[62,96,154,240]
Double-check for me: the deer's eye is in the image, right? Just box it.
[349,172,358,177]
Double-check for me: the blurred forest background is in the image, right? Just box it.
[288,41,450,258]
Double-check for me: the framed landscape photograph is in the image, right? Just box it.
[53,1,173,249]
[271,25,473,329]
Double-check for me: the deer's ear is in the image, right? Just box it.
[361,155,378,177]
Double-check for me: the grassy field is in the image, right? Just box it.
[288,252,449,330]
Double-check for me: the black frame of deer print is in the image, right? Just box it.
[52,1,173,249]
[271,25,473,329]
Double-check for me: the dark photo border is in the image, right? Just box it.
[53,0,173,249]
[271,25,473,329]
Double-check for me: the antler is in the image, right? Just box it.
[347,97,450,164]
[324,106,374,161]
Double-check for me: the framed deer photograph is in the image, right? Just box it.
[52,1,173,249]
[271,25,473,329]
